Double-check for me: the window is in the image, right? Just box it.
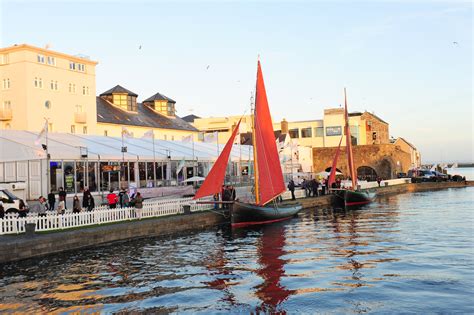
[326,126,342,136]
[301,127,312,138]
[127,95,137,111]
[45,100,51,109]
[34,77,38,88]
[83,126,87,134]
[71,125,76,133]
[83,86,86,95]
[47,56,56,65]
[314,127,324,137]
[171,135,175,141]
[86,86,89,95]
[289,128,299,139]
[69,61,75,70]
[72,84,76,93]
[75,105,83,112]
[50,80,54,90]
[2,78,10,89]
[104,130,108,136]
[39,78,43,88]
[0,54,9,65]
[37,54,45,63]
[164,135,167,140]
[54,81,58,90]
[2,101,11,110]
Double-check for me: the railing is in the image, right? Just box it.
[0,196,213,235]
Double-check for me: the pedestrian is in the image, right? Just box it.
[118,188,126,208]
[107,189,118,209]
[213,193,219,210]
[82,187,91,209]
[311,179,318,197]
[377,177,382,187]
[57,199,65,215]
[18,199,28,218]
[0,201,4,219]
[133,192,143,219]
[229,185,236,201]
[220,185,226,209]
[223,185,231,209]
[288,179,296,200]
[37,196,48,216]
[123,190,130,207]
[73,195,81,213]
[321,179,326,196]
[47,190,56,211]
[85,193,95,211]
[58,187,67,209]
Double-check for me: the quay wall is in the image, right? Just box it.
[0,181,472,264]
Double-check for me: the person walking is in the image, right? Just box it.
[82,187,91,209]
[47,190,56,211]
[288,179,296,200]
[58,187,67,209]
[57,199,65,215]
[213,193,219,210]
[107,189,118,209]
[118,188,126,208]
[73,195,81,213]
[18,199,28,218]
[133,192,143,219]
[321,178,327,196]
[229,185,236,202]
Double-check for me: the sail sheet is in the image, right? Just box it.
[328,136,343,188]
[193,119,241,200]
[254,61,286,205]
[344,88,357,190]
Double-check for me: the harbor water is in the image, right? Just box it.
[0,187,473,313]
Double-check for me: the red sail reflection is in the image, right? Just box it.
[254,225,295,313]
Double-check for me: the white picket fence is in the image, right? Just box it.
[0,197,213,235]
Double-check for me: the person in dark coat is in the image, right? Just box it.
[82,188,92,209]
[311,179,319,197]
[288,180,296,200]
[223,186,232,209]
[47,190,56,211]
[229,185,236,201]
[85,194,95,211]
[73,195,81,213]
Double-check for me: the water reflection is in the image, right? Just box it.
[0,188,473,313]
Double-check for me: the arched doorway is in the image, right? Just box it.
[357,166,377,182]
[379,159,392,179]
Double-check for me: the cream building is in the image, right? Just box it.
[191,115,253,143]
[0,44,98,134]
[96,85,198,140]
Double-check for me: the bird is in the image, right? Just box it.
[453,41,458,45]
[139,45,142,50]
[206,65,210,70]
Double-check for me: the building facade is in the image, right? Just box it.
[0,44,98,134]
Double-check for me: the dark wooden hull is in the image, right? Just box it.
[231,201,302,228]
[332,189,376,208]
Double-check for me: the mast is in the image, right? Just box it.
[344,88,357,190]
[250,91,260,204]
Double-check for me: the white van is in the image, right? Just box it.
[0,189,28,213]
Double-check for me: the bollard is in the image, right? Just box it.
[182,204,191,215]
[25,223,36,237]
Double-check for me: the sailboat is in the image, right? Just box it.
[329,88,376,208]
[194,60,302,227]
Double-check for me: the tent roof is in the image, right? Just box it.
[0,130,252,162]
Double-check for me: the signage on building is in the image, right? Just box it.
[101,165,121,172]
[326,126,342,136]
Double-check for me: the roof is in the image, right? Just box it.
[143,92,176,103]
[0,43,98,65]
[362,111,388,125]
[96,97,198,132]
[181,114,200,123]
[100,85,138,97]
[0,130,252,162]
[394,137,417,149]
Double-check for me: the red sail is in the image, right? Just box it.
[193,119,241,200]
[344,88,357,190]
[254,61,286,205]
[328,136,343,188]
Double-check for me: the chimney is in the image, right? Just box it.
[281,118,288,134]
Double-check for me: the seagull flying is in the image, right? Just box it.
[453,41,458,45]
[139,45,142,50]
[206,65,210,70]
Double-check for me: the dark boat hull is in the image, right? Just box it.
[332,189,376,208]
[231,201,302,228]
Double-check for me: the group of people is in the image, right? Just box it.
[106,189,143,218]
[213,185,236,209]
[46,187,95,214]
[287,177,342,200]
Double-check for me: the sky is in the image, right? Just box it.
[0,0,472,163]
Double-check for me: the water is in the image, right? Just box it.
[447,167,474,180]
[1,187,473,313]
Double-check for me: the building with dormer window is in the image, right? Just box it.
[96,85,198,140]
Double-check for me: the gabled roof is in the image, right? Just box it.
[96,97,197,132]
[394,137,416,149]
[143,92,176,103]
[100,85,138,97]
[181,114,200,123]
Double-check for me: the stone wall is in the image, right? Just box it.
[313,143,412,179]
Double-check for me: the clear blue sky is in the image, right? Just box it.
[1,1,472,163]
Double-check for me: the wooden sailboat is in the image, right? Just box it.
[329,88,376,208]
[194,60,302,227]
